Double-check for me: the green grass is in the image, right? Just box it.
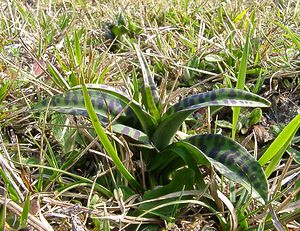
[0,0,300,230]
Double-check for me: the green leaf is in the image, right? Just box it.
[51,114,77,154]
[216,120,233,129]
[247,108,262,126]
[111,124,151,145]
[240,108,262,132]
[275,21,300,50]
[74,84,156,135]
[150,142,210,171]
[0,168,20,202]
[150,141,209,188]
[0,80,10,103]
[32,88,138,126]
[183,56,201,84]
[288,146,300,164]
[204,54,223,62]
[131,66,139,102]
[33,85,156,144]
[20,193,31,229]
[295,180,300,201]
[232,28,251,139]
[153,88,270,150]
[258,114,300,177]
[139,168,195,218]
[81,80,142,190]
[74,31,82,66]
[111,25,129,37]
[134,44,161,120]
[47,61,70,90]
[66,34,75,67]
[0,206,6,230]
[233,8,248,23]
[0,195,6,230]
[164,89,270,116]
[185,134,268,204]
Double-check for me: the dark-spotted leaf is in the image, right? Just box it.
[111,124,151,145]
[153,88,270,149]
[32,89,136,123]
[33,89,152,145]
[164,88,270,116]
[81,80,142,190]
[73,84,156,135]
[184,134,268,204]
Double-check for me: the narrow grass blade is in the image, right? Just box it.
[0,196,6,230]
[134,44,161,120]
[26,164,112,197]
[138,199,226,227]
[20,193,31,229]
[44,136,59,169]
[56,181,101,197]
[154,89,270,149]
[131,66,139,102]
[0,168,20,202]
[259,114,300,177]
[66,35,75,67]
[81,81,143,190]
[47,62,70,90]
[275,21,300,50]
[233,8,248,23]
[232,28,251,139]
[74,31,82,66]
[0,80,10,103]
[103,204,110,231]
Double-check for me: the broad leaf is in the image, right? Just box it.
[112,124,151,145]
[73,84,156,135]
[150,142,210,171]
[184,134,268,204]
[153,88,271,149]
[33,89,136,122]
[139,168,195,218]
[81,81,142,190]
[33,89,152,145]
[150,142,209,188]
[164,88,270,116]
